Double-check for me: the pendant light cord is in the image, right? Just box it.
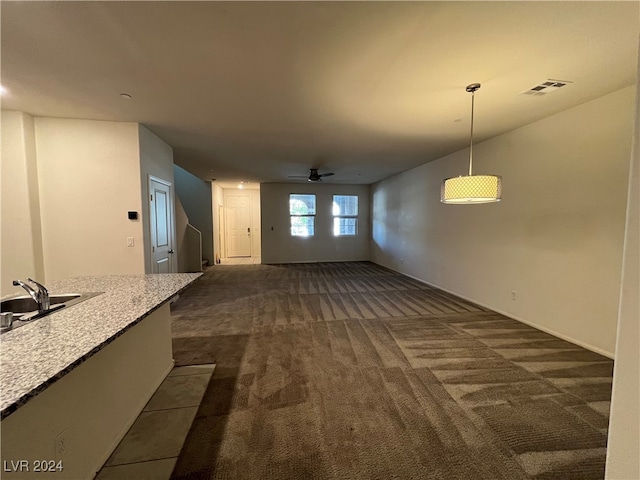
[469,89,475,176]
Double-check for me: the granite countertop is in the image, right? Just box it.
[0,273,201,419]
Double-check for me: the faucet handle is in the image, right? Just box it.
[27,278,49,294]
[27,278,50,311]
[13,280,36,295]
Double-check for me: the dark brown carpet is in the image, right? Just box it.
[170,262,612,480]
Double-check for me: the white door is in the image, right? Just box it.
[226,194,252,257]
[149,177,175,273]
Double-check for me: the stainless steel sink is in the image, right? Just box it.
[0,292,103,333]
[2,294,80,313]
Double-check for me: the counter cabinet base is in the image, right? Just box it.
[1,303,174,480]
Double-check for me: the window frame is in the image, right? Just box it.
[332,194,359,237]
[289,193,316,237]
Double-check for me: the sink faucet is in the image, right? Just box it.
[12,278,50,312]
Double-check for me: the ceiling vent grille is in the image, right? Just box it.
[522,79,572,96]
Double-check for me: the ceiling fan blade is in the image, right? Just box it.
[319,172,335,177]
[288,175,308,178]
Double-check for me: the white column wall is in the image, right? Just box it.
[605,44,640,478]
[1,111,45,296]
[249,188,262,257]
[211,183,224,263]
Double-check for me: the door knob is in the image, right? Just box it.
[168,249,175,254]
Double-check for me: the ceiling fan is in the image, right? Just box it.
[288,168,335,182]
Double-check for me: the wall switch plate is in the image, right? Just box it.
[511,291,517,301]
[127,237,134,247]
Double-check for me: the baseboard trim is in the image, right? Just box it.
[377,263,615,360]
[262,259,370,265]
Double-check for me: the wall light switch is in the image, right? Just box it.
[127,237,134,247]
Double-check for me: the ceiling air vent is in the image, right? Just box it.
[522,79,572,96]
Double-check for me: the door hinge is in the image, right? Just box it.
[150,194,153,201]
[152,246,155,252]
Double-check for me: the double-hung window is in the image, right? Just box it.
[290,194,316,236]
[333,195,358,236]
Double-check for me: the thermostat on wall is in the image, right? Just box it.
[128,211,138,220]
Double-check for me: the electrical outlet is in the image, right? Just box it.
[127,237,134,247]
[511,291,517,301]
[55,431,67,460]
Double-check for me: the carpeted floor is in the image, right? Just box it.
[170,262,613,480]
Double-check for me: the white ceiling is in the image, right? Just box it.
[2,2,638,185]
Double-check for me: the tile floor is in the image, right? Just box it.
[219,255,261,265]
[95,364,215,480]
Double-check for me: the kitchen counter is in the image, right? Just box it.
[0,273,201,420]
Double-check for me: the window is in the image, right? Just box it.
[290,194,316,236]
[333,195,358,236]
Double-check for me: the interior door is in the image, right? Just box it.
[226,194,252,257]
[149,177,175,273]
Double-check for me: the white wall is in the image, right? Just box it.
[212,183,224,263]
[138,125,177,273]
[371,86,634,356]
[606,68,639,477]
[249,188,262,257]
[34,118,145,282]
[261,183,370,264]
[1,111,45,296]
[175,196,189,273]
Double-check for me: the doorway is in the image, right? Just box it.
[225,193,252,257]
[219,185,261,264]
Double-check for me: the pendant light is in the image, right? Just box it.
[441,83,502,204]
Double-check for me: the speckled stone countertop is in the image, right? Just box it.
[0,273,201,419]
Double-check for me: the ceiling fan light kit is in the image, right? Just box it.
[289,168,335,182]
[308,168,334,182]
[441,83,502,204]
